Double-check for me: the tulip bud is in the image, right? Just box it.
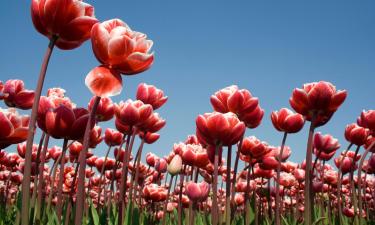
[167,155,182,175]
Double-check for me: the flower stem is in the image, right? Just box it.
[275,132,287,225]
[74,95,101,225]
[212,145,220,225]
[21,36,57,225]
[357,141,374,225]
[304,120,316,225]
[162,175,174,225]
[56,139,68,222]
[225,145,232,225]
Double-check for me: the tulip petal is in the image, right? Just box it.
[85,66,123,98]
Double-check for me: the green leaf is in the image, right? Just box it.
[89,200,100,225]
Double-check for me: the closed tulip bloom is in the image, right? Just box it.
[185,135,200,145]
[357,110,375,132]
[323,170,338,185]
[0,108,30,149]
[136,83,168,110]
[87,126,103,148]
[343,207,355,218]
[167,155,182,175]
[314,132,340,154]
[85,66,123,98]
[365,136,375,153]
[210,85,264,128]
[2,80,35,110]
[240,136,269,159]
[289,81,347,127]
[88,97,115,122]
[271,108,305,133]
[146,153,159,167]
[115,99,153,127]
[45,104,75,139]
[344,123,370,146]
[86,155,98,168]
[139,132,160,144]
[196,112,245,146]
[31,0,98,50]
[155,158,167,173]
[17,142,39,161]
[91,19,154,75]
[69,142,83,156]
[104,128,123,147]
[334,156,355,174]
[185,181,210,202]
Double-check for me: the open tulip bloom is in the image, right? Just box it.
[0,2,375,225]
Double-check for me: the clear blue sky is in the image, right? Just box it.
[0,1,374,165]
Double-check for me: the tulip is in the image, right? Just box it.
[357,110,375,132]
[88,97,115,122]
[104,128,123,147]
[185,181,210,202]
[167,155,182,176]
[115,100,153,127]
[345,123,370,146]
[91,19,154,75]
[174,143,209,168]
[196,112,245,146]
[240,136,269,159]
[142,184,167,202]
[289,81,347,127]
[210,85,264,128]
[31,0,98,50]
[289,81,347,225]
[271,108,305,133]
[1,80,35,110]
[136,83,168,110]
[85,66,123,98]
[0,108,30,149]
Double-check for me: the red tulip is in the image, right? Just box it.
[115,100,153,127]
[155,158,167,173]
[344,123,370,146]
[240,136,269,159]
[69,142,83,156]
[136,83,168,110]
[146,153,159,167]
[137,112,166,133]
[87,126,103,148]
[271,108,304,133]
[185,181,210,202]
[86,155,98,168]
[210,85,264,128]
[334,156,354,174]
[323,170,338,185]
[365,136,375,153]
[104,128,123,147]
[1,80,34,110]
[185,135,200,145]
[17,142,39,161]
[313,148,336,161]
[91,19,154,75]
[45,104,75,139]
[314,132,340,154]
[139,132,160,144]
[357,110,375,132]
[88,97,115,122]
[85,66,123,98]
[196,112,245,146]
[343,207,355,218]
[0,108,30,149]
[143,184,167,202]
[289,81,347,126]
[174,143,209,168]
[31,0,98,50]
[95,157,116,171]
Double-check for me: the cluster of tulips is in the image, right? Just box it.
[0,0,374,225]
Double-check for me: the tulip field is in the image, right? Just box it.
[0,1,374,225]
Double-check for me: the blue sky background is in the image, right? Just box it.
[0,1,374,166]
